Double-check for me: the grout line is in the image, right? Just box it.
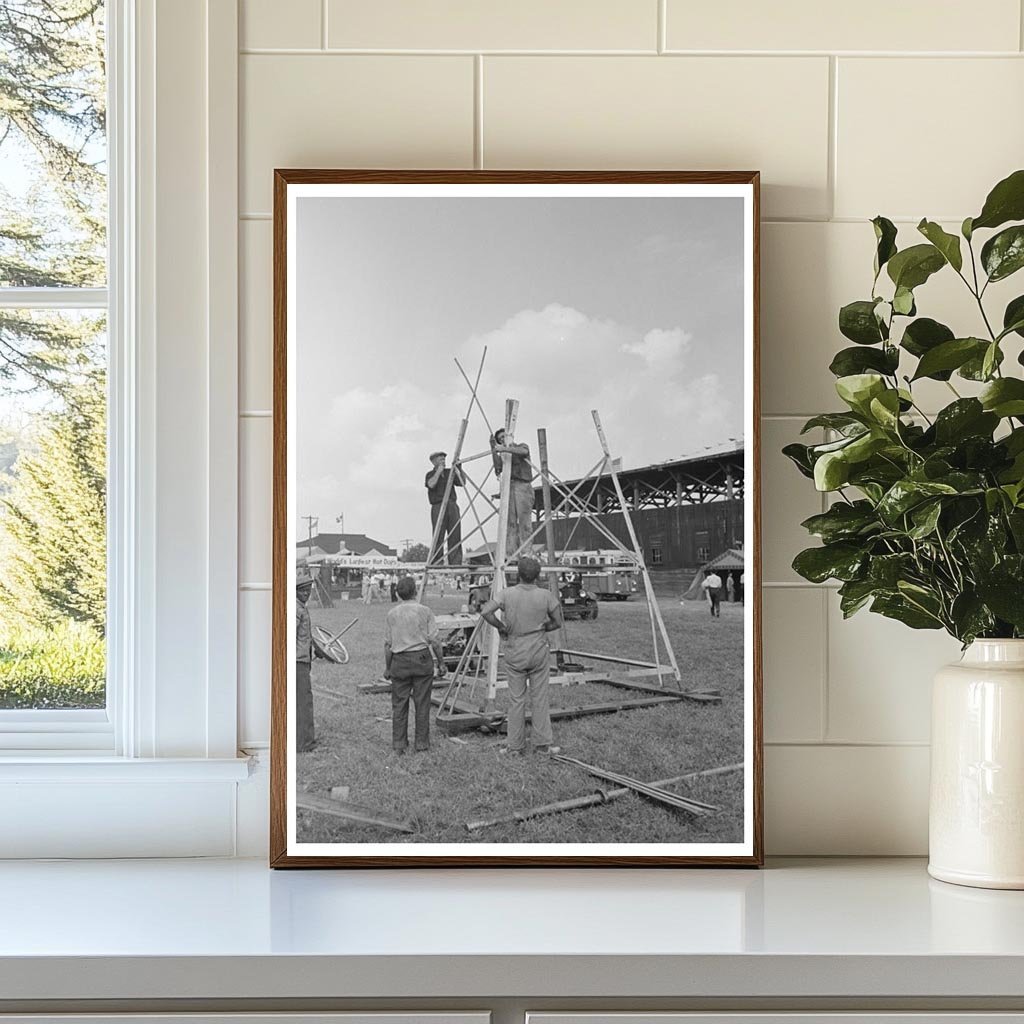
[237,47,1024,57]
[766,740,931,748]
[474,55,484,169]
[657,0,666,54]
[321,0,329,50]
[1021,0,1024,52]
[827,56,838,220]
[761,581,836,589]
[240,213,271,221]
[819,587,829,743]
[240,410,272,417]
[240,583,272,591]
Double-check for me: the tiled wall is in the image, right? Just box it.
[236,0,1024,854]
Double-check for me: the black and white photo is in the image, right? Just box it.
[272,171,762,867]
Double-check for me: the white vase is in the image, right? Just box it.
[929,639,1024,889]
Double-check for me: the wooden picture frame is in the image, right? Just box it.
[271,170,762,867]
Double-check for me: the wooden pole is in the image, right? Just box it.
[417,351,487,602]
[592,410,682,686]
[538,428,566,654]
[485,398,518,706]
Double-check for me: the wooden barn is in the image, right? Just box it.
[535,445,745,589]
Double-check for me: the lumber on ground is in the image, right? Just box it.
[552,754,718,815]
[296,792,415,833]
[466,762,743,831]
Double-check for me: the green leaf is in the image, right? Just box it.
[800,501,879,543]
[980,378,1024,418]
[792,542,866,584]
[911,337,987,381]
[782,442,815,479]
[1003,295,1024,339]
[868,389,901,430]
[981,225,1024,282]
[908,500,943,539]
[877,479,958,524]
[962,216,974,241]
[829,345,899,378]
[917,219,963,272]
[838,578,879,618]
[982,341,1000,380]
[886,244,946,291]
[900,317,955,363]
[872,216,898,278]
[839,299,887,345]
[950,593,995,644]
[835,373,887,413]
[971,169,1024,232]
[814,450,850,491]
[933,399,999,445]
[871,594,943,630]
[892,286,916,316]
[960,344,1004,381]
[976,579,1024,629]
[869,552,914,587]
[800,413,865,435]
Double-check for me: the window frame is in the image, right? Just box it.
[0,2,124,751]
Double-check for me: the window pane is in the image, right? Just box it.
[0,1,107,288]
[0,309,106,709]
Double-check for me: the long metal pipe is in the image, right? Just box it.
[465,763,743,831]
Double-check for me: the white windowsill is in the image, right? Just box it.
[0,754,253,781]
[0,858,1023,1003]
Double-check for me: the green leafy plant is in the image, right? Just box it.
[785,170,1024,644]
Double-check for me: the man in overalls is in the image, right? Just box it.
[481,555,564,755]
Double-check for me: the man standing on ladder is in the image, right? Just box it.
[480,555,564,756]
[490,427,534,558]
[425,450,465,567]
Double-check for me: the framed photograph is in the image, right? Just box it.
[270,170,762,867]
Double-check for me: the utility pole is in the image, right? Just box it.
[399,538,415,558]
[301,514,318,555]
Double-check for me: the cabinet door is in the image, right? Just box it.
[529,1016,1024,1024]
[0,1015,490,1024]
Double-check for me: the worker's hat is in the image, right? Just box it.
[295,574,314,590]
[429,450,447,460]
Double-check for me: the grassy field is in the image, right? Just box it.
[296,589,746,845]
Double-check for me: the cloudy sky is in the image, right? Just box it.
[295,195,745,551]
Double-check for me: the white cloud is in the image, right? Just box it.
[299,304,738,546]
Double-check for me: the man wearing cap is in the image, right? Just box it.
[425,450,465,567]
[701,569,724,618]
[295,574,316,752]
[480,555,564,755]
[490,428,535,558]
[385,575,446,754]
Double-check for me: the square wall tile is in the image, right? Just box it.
[761,221,1014,416]
[762,587,825,743]
[760,417,823,584]
[826,592,961,744]
[836,58,1024,221]
[240,220,272,412]
[240,416,272,585]
[666,0,1020,53]
[239,589,271,747]
[483,56,830,219]
[241,55,474,213]
[241,0,321,50]
[766,744,929,854]
[328,0,657,51]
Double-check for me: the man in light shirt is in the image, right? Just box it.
[701,570,724,618]
[384,576,446,754]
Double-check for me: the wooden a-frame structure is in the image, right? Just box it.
[412,350,721,734]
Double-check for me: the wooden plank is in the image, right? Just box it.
[557,647,660,669]
[296,793,415,833]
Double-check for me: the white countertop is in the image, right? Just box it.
[2,857,1024,1002]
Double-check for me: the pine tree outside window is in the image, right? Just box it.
[0,1,108,716]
